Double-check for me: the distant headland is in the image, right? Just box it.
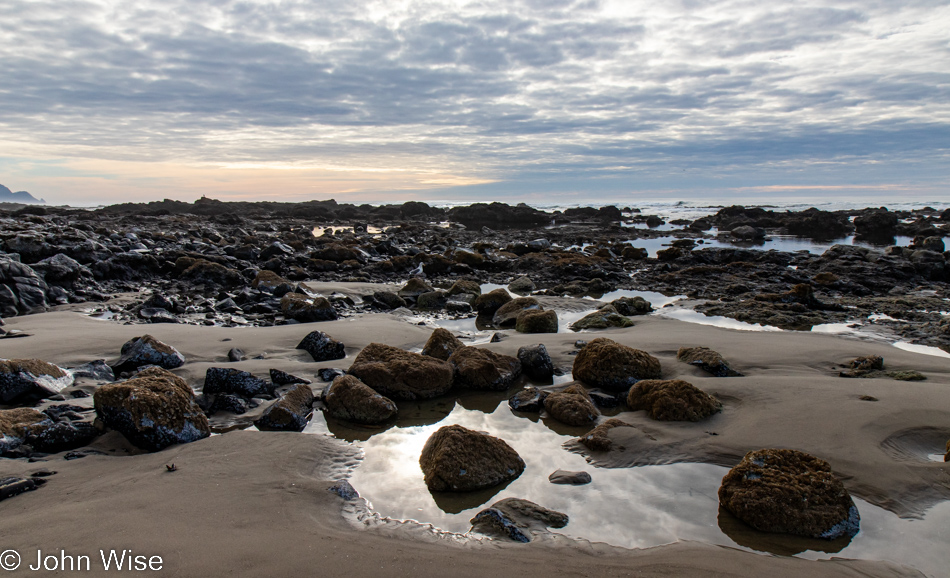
[0,183,45,204]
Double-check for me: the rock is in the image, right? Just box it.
[515,309,558,333]
[731,225,764,240]
[447,279,481,297]
[627,379,721,421]
[548,469,592,485]
[854,210,898,238]
[577,418,632,452]
[26,420,99,453]
[448,346,522,391]
[677,346,743,377]
[474,288,513,316]
[415,290,448,310]
[569,305,633,331]
[850,355,884,371]
[208,393,249,415]
[323,375,398,424]
[68,360,115,382]
[94,367,211,451]
[280,293,338,322]
[718,448,860,539]
[254,384,315,432]
[0,255,49,316]
[507,276,535,295]
[421,327,464,361]
[572,338,662,391]
[493,297,540,328]
[269,369,311,386]
[470,498,568,543]
[329,479,359,500]
[610,296,653,316]
[227,347,246,362]
[250,270,292,294]
[1,408,52,454]
[203,367,273,398]
[621,246,648,260]
[0,476,43,502]
[543,383,598,426]
[397,277,433,299]
[180,259,243,287]
[111,335,185,375]
[372,291,406,310]
[318,368,346,382]
[517,344,554,381]
[508,387,548,412]
[0,359,74,402]
[587,389,621,407]
[419,424,525,492]
[295,330,346,361]
[348,343,454,400]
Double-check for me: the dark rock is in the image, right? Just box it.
[138,307,179,323]
[548,469,592,485]
[508,387,548,412]
[1,408,52,455]
[493,297,540,328]
[415,290,448,310]
[474,288,512,316]
[610,296,653,316]
[26,420,99,453]
[0,476,41,502]
[577,418,632,452]
[572,338,662,391]
[280,293,338,322]
[318,368,346,382]
[517,344,554,381]
[348,343,454,400]
[627,379,721,421]
[254,384,314,432]
[0,359,73,402]
[854,210,898,239]
[569,305,633,331]
[677,346,743,377]
[329,479,359,500]
[250,270,292,294]
[507,276,535,295]
[397,277,433,299]
[719,448,860,539]
[323,375,397,424]
[227,348,246,362]
[68,360,115,382]
[203,367,273,398]
[180,259,244,287]
[587,389,621,408]
[269,369,311,386]
[448,346,522,391]
[94,367,211,451]
[421,327,464,361]
[447,279,481,297]
[470,498,568,542]
[372,291,406,310]
[419,424,525,492]
[209,394,250,415]
[111,335,185,375]
[543,383,598,426]
[515,309,558,333]
[296,330,346,361]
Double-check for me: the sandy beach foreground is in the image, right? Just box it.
[2,293,948,577]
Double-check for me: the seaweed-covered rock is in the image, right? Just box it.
[515,309,558,333]
[203,367,273,398]
[419,424,525,492]
[572,338,662,391]
[372,291,406,310]
[677,346,743,377]
[543,383,598,426]
[577,418,633,452]
[280,293,338,322]
[416,290,448,311]
[0,408,52,454]
[111,335,185,375]
[0,359,73,402]
[323,375,398,425]
[421,328,464,361]
[397,277,434,299]
[569,305,633,331]
[94,367,210,451]
[251,270,292,294]
[348,343,454,400]
[493,297,540,328]
[474,288,512,316]
[180,259,243,287]
[626,379,720,421]
[295,330,346,362]
[448,346,521,391]
[254,384,314,431]
[718,448,860,539]
[508,387,548,412]
[516,344,554,381]
[447,279,481,297]
[507,276,536,295]
[470,497,568,542]
[610,296,653,316]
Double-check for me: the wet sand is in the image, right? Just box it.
[2,286,948,576]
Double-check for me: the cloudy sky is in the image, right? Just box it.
[0,0,948,205]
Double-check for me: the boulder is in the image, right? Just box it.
[718,449,860,539]
[474,288,513,316]
[295,331,346,362]
[572,338,662,391]
[515,309,558,333]
[419,424,525,492]
[508,387,548,412]
[610,296,653,316]
[543,383,598,426]
[0,408,52,454]
[577,418,633,452]
[421,328,464,361]
[254,384,315,432]
[180,259,243,287]
[94,367,210,451]
[111,335,185,375]
[415,290,448,311]
[447,280,481,297]
[25,419,99,453]
[493,297,540,328]
[348,343,454,400]
[250,270,292,295]
[397,277,433,299]
[280,293,338,322]
[371,291,406,310]
[470,498,568,543]
[569,305,633,331]
[323,375,398,425]
[203,367,273,398]
[548,469,592,485]
[0,359,73,402]
[448,346,522,391]
[0,256,49,316]
[507,276,535,295]
[677,346,743,377]
[626,379,721,421]
[516,344,554,381]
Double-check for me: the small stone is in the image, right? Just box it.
[548,469,592,485]
[227,348,246,362]
[329,480,359,500]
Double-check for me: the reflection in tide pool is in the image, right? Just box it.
[308,397,947,577]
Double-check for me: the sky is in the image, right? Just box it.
[0,0,948,206]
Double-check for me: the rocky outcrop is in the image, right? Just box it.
[280,293,338,322]
[626,379,721,421]
[348,343,454,400]
[421,328,464,361]
[719,449,860,539]
[470,498,568,542]
[323,375,398,424]
[517,344,554,380]
[448,346,521,391]
[677,346,743,377]
[94,367,210,451]
[203,367,273,398]
[419,424,525,492]
[0,359,73,402]
[295,331,346,361]
[543,383,598,426]
[572,338,662,391]
[111,335,185,375]
[253,384,315,431]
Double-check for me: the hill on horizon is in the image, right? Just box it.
[0,184,45,204]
